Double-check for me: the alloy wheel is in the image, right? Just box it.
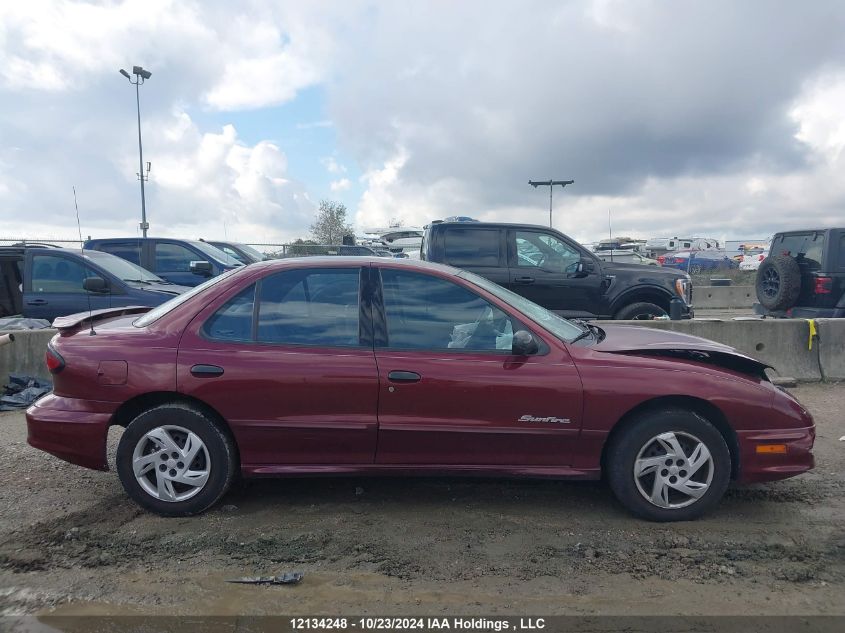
[132,425,211,502]
[633,431,714,509]
[760,267,780,298]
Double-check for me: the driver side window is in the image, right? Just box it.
[515,231,580,272]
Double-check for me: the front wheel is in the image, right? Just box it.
[614,302,668,320]
[605,409,731,521]
[116,404,237,516]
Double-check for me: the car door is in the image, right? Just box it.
[438,226,510,287]
[372,266,583,466]
[152,241,211,286]
[177,265,379,466]
[24,252,112,321]
[506,229,606,318]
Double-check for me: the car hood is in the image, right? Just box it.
[591,324,771,378]
[135,282,191,295]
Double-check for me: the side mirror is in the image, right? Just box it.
[82,276,109,293]
[190,260,213,276]
[511,330,539,356]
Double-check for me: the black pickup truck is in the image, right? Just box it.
[420,221,693,320]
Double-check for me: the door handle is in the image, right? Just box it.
[387,370,421,383]
[513,276,535,284]
[26,299,48,306]
[190,364,224,378]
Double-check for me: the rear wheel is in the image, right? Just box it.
[606,408,731,521]
[756,255,801,310]
[116,404,237,516]
[615,302,668,320]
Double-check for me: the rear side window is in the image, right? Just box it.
[203,284,256,342]
[257,268,361,347]
[443,228,500,267]
[98,241,142,265]
[156,243,200,273]
[773,233,823,270]
[380,269,513,352]
[839,234,845,270]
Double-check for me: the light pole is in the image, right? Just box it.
[119,66,152,237]
[528,179,574,227]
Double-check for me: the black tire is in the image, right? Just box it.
[116,404,237,516]
[615,302,668,320]
[756,255,801,311]
[605,408,731,521]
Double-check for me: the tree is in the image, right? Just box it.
[310,199,354,245]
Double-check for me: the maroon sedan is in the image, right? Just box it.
[26,258,814,520]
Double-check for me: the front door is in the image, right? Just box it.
[177,266,379,466]
[24,252,112,321]
[372,267,583,466]
[507,229,605,317]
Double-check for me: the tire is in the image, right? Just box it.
[116,404,237,516]
[606,408,731,521]
[615,302,668,320]
[756,255,801,311]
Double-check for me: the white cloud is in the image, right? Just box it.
[322,157,347,174]
[330,178,351,192]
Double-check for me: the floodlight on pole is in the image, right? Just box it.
[528,179,574,227]
[119,65,152,237]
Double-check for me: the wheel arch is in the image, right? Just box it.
[108,391,241,463]
[610,287,674,316]
[600,395,740,480]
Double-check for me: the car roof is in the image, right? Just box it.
[248,256,461,275]
[429,221,559,231]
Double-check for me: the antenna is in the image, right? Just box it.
[73,187,96,336]
[608,210,613,262]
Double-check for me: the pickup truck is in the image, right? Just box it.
[0,245,188,322]
[421,221,693,320]
[83,237,242,287]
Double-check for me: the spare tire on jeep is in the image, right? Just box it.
[756,255,801,310]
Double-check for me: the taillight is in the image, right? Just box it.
[758,254,765,261]
[45,343,65,374]
[657,256,665,265]
[814,277,832,294]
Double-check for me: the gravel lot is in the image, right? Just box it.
[0,383,843,617]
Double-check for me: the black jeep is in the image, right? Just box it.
[754,228,845,318]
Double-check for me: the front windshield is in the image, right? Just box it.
[82,250,163,283]
[188,240,243,267]
[457,270,585,342]
[134,268,241,327]
[236,243,266,262]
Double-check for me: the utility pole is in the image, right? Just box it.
[528,179,574,227]
[119,66,152,237]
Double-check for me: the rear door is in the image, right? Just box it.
[439,226,510,287]
[506,229,605,317]
[177,265,379,466]
[372,266,583,466]
[24,252,112,321]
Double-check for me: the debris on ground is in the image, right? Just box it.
[0,317,52,330]
[226,572,304,585]
[0,374,52,411]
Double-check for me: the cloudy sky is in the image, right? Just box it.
[2,0,845,246]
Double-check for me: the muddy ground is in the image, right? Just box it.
[0,383,843,618]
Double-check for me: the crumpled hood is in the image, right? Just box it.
[592,324,771,378]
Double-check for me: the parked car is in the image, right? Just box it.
[203,240,267,264]
[0,245,188,321]
[661,251,738,274]
[26,257,814,520]
[754,228,845,318]
[84,238,242,287]
[421,221,692,320]
[739,250,769,271]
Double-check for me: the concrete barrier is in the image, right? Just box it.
[0,329,56,382]
[693,285,755,309]
[597,319,823,382]
[817,319,845,381]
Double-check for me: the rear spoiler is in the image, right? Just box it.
[52,306,152,331]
